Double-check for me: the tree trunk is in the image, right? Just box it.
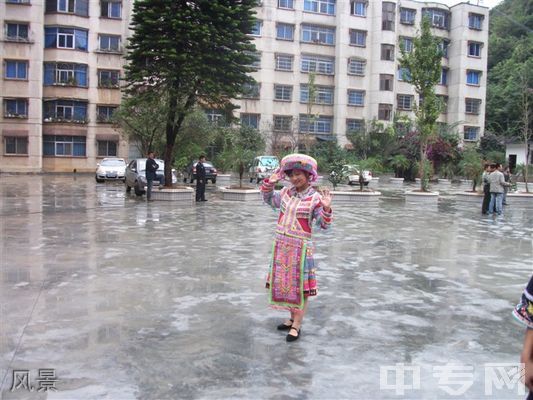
[163,91,179,187]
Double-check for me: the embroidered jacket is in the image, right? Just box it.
[261,178,332,238]
[513,275,533,329]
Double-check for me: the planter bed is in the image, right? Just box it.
[331,190,382,204]
[507,192,533,207]
[151,187,194,203]
[220,187,262,201]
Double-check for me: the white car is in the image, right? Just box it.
[249,156,279,183]
[344,164,372,186]
[124,158,178,196]
[95,158,127,183]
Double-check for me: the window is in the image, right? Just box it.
[468,41,482,57]
[300,85,334,105]
[397,67,411,81]
[99,35,121,52]
[4,60,27,80]
[350,1,366,16]
[4,137,28,155]
[378,104,393,120]
[7,0,31,3]
[276,23,294,40]
[301,24,335,45]
[348,58,365,75]
[466,70,481,85]
[101,0,121,18]
[44,27,88,51]
[347,90,365,106]
[245,51,261,69]
[379,74,393,91]
[465,98,481,114]
[469,13,483,30]
[250,20,262,36]
[43,135,86,156]
[423,8,450,29]
[241,82,260,99]
[45,0,88,16]
[438,39,450,58]
[98,69,120,88]
[205,109,224,124]
[299,115,332,134]
[382,2,396,31]
[97,105,117,123]
[241,113,260,129]
[301,55,334,75]
[44,63,88,86]
[437,95,448,113]
[400,37,413,53]
[43,100,88,123]
[346,119,364,133]
[304,0,335,15]
[464,126,479,141]
[97,140,117,157]
[4,99,28,118]
[440,68,448,85]
[349,30,366,47]
[278,0,294,9]
[273,115,292,132]
[397,94,413,110]
[5,23,29,41]
[274,85,293,101]
[400,7,416,24]
[275,54,293,71]
[381,44,395,61]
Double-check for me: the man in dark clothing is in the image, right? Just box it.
[481,163,492,215]
[195,155,207,202]
[145,151,163,201]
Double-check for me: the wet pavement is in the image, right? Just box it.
[0,174,532,400]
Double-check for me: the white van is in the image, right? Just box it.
[249,156,279,183]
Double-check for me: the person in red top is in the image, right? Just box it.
[260,154,332,342]
[513,275,533,399]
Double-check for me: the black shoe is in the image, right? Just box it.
[201,199,208,202]
[277,319,293,331]
[286,327,300,342]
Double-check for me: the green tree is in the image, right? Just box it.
[328,161,347,191]
[389,154,410,178]
[399,16,443,191]
[459,149,484,191]
[218,125,265,188]
[486,0,533,137]
[113,91,166,155]
[124,0,257,186]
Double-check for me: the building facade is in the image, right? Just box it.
[1,0,132,172]
[236,0,489,149]
[1,0,489,172]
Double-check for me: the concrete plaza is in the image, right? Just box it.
[0,175,532,399]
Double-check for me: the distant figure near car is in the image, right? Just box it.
[195,155,207,202]
[145,151,164,202]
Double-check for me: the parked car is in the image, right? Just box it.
[249,156,279,183]
[95,158,127,183]
[125,158,177,196]
[183,161,217,184]
[344,164,372,186]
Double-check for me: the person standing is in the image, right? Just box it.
[481,163,492,215]
[487,163,510,215]
[513,275,533,400]
[260,154,333,342]
[145,151,161,202]
[195,155,207,202]
[503,165,511,205]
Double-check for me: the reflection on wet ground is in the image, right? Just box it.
[0,174,532,399]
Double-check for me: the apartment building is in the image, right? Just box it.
[236,0,489,148]
[1,0,488,173]
[1,0,132,172]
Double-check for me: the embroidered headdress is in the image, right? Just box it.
[279,153,318,182]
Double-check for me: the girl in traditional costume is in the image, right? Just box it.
[513,275,533,399]
[260,154,332,342]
